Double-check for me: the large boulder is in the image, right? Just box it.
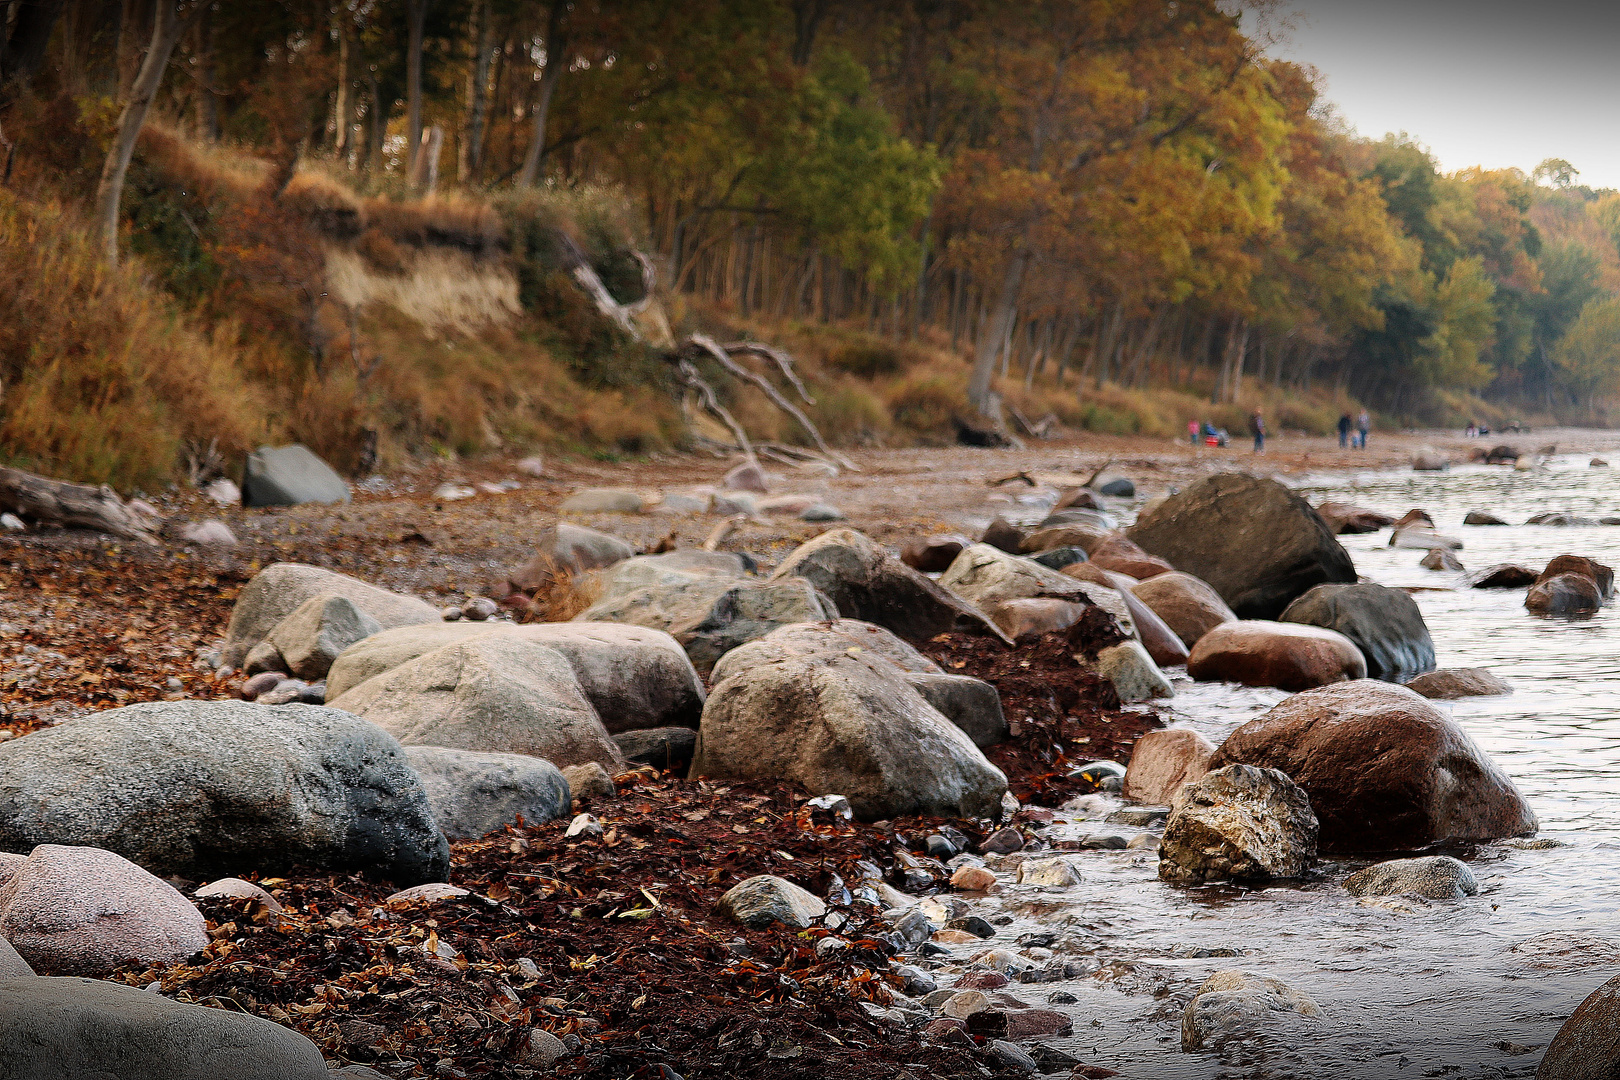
[1130,571,1236,649]
[1527,574,1603,616]
[241,444,350,507]
[1186,621,1366,691]
[768,529,1007,642]
[1126,473,1356,619]
[0,935,31,978]
[1538,973,1620,1080]
[329,637,626,770]
[1123,728,1217,806]
[1074,574,1188,667]
[1316,502,1393,535]
[585,550,749,604]
[1411,447,1450,471]
[1207,680,1538,851]
[0,845,207,976]
[1537,555,1614,599]
[1158,765,1318,884]
[0,976,332,1080]
[691,652,1007,821]
[711,621,1007,748]
[1181,971,1323,1052]
[327,622,704,732]
[1019,524,1111,556]
[0,701,448,884]
[1278,583,1436,679]
[266,593,383,681]
[942,544,1135,641]
[222,563,440,668]
[403,746,571,840]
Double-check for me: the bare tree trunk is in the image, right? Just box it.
[0,466,158,542]
[459,0,493,182]
[115,0,152,100]
[95,0,190,271]
[365,68,386,173]
[404,0,428,177]
[968,250,1028,417]
[413,123,443,191]
[194,2,218,143]
[516,0,565,187]
[334,5,354,161]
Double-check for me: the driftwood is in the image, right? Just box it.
[676,359,757,464]
[702,515,746,552]
[555,233,655,339]
[0,467,158,543]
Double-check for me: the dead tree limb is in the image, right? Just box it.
[676,359,756,465]
[0,467,158,543]
[719,340,815,404]
[684,334,855,471]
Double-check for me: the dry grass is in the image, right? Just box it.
[326,247,521,337]
[0,193,260,489]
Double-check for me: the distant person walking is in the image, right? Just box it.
[1251,410,1266,452]
[1189,419,1200,446]
[1357,410,1370,449]
[1337,413,1351,448]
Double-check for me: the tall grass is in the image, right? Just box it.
[0,193,258,490]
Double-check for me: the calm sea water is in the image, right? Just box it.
[972,454,1620,1080]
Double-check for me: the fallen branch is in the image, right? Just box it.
[703,515,746,551]
[718,340,815,404]
[683,335,856,471]
[1083,458,1115,488]
[676,359,756,464]
[0,467,158,543]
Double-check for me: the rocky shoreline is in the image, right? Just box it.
[4,433,1620,1078]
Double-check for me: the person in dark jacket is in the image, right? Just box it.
[1251,410,1266,452]
[1337,413,1351,448]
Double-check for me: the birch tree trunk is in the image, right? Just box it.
[94,0,189,271]
[404,0,428,179]
[516,1,566,187]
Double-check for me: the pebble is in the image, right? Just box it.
[239,672,284,701]
[940,990,991,1019]
[298,682,326,704]
[0,514,24,531]
[1105,807,1168,826]
[1048,990,1078,1005]
[957,970,1010,990]
[441,606,463,621]
[195,877,283,911]
[926,833,958,859]
[433,482,478,501]
[1081,834,1129,850]
[387,883,470,904]
[519,1028,567,1067]
[987,1040,1039,1073]
[893,963,937,995]
[516,456,546,478]
[799,503,844,522]
[1127,833,1160,851]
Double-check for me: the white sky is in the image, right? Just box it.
[1260,0,1620,189]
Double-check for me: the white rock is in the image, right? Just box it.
[204,478,241,505]
[181,520,238,547]
[0,514,22,531]
[433,483,478,501]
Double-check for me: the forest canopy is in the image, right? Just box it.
[3,0,1620,475]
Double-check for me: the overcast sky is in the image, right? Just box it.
[1261,0,1620,188]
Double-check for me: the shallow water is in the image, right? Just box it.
[969,454,1620,1080]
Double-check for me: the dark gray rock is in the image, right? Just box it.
[0,976,331,1079]
[0,701,449,885]
[242,444,351,507]
[1128,473,1355,620]
[1279,582,1436,679]
[1097,477,1135,497]
[1029,546,1087,571]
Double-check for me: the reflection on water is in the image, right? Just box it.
[996,456,1620,1079]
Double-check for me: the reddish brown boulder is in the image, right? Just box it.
[1061,562,1139,591]
[1187,621,1365,691]
[1207,680,1538,852]
[1130,571,1236,649]
[1089,536,1174,580]
[1404,667,1512,700]
[1316,502,1395,534]
[901,535,972,574]
[1536,555,1614,599]
[980,518,1027,554]
[1055,487,1103,511]
[1527,573,1603,615]
[1123,728,1216,805]
[1539,973,1620,1080]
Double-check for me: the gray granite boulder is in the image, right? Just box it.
[0,701,448,885]
[266,593,383,681]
